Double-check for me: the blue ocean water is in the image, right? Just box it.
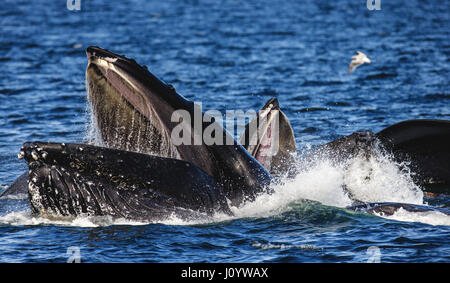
[0,0,449,262]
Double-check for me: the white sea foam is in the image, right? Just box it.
[343,155,423,204]
[0,193,28,200]
[0,210,148,227]
[375,208,450,226]
[0,184,9,196]
[251,241,322,251]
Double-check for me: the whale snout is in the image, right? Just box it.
[86,46,119,61]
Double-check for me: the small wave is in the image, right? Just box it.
[255,88,277,96]
[425,93,450,100]
[300,127,319,133]
[297,107,329,113]
[301,80,343,87]
[364,73,398,80]
[326,101,352,107]
[0,193,28,200]
[10,118,30,125]
[291,95,311,101]
[0,184,9,194]
[251,241,322,251]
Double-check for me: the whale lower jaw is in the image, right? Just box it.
[23,142,232,221]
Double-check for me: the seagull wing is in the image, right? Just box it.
[348,61,360,74]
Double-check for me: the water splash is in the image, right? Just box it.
[342,153,423,205]
[0,210,148,227]
[376,208,450,226]
[84,101,104,147]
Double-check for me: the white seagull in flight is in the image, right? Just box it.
[348,51,371,74]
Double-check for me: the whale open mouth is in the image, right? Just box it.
[84,47,284,184]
